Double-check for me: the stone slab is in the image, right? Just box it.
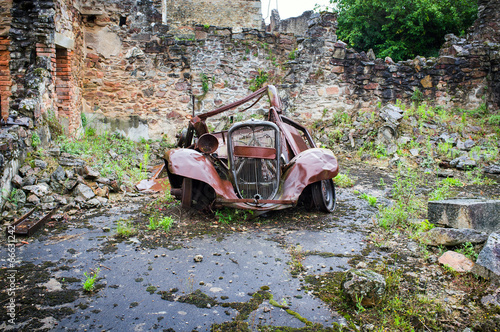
[438,251,474,273]
[428,199,500,233]
[472,233,500,280]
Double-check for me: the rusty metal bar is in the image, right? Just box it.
[196,86,269,120]
[216,198,295,205]
[12,205,60,236]
[6,207,37,234]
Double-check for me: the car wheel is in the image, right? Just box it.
[181,177,193,208]
[312,179,336,213]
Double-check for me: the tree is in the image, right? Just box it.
[329,0,478,62]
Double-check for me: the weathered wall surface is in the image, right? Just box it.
[80,6,498,141]
[1,0,499,145]
[269,9,314,37]
[166,0,262,35]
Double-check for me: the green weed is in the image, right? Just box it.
[456,242,478,261]
[359,193,377,207]
[31,132,41,148]
[333,172,355,188]
[159,216,174,231]
[215,208,253,224]
[116,219,137,238]
[83,268,100,292]
[248,69,268,92]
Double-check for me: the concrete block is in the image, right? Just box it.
[428,199,500,233]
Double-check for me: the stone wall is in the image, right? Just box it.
[166,0,262,35]
[79,4,499,141]
[269,9,314,37]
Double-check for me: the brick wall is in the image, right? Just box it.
[55,48,72,120]
[0,37,10,120]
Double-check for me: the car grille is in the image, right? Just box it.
[229,122,280,201]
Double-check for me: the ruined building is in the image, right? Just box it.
[0,0,499,206]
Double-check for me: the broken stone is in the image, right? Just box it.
[437,169,454,178]
[464,139,475,151]
[125,46,144,58]
[484,164,500,174]
[450,155,476,169]
[472,233,500,280]
[409,148,419,157]
[22,175,37,187]
[74,183,96,200]
[34,159,47,169]
[109,150,118,159]
[27,194,40,205]
[84,198,102,208]
[51,166,66,182]
[47,148,61,157]
[379,104,403,124]
[438,251,474,272]
[428,199,500,233]
[12,174,23,188]
[194,255,204,262]
[63,179,78,191]
[41,195,55,203]
[19,165,32,176]
[12,190,26,209]
[83,165,100,179]
[480,288,500,311]
[58,157,85,167]
[342,269,386,308]
[95,196,108,206]
[96,177,111,185]
[49,181,64,194]
[22,183,51,197]
[41,202,58,210]
[66,169,75,179]
[40,278,62,292]
[420,227,488,246]
[95,186,110,198]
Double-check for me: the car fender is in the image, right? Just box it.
[280,148,339,200]
[164,148,239,199]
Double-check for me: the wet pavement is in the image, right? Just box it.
[1,188,382,331]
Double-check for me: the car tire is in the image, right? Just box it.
[181,177,193,208]
[312,179,336,213]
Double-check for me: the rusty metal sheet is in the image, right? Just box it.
[281,148,339,201]
[165,148,239,200]
[135,164,170,192]
[10,205,59,236]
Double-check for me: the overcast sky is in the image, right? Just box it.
[261,0,333,23]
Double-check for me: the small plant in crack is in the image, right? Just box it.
[83,268,100,292]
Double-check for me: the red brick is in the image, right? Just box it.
[364,83,379,90]
[326,86,339,95]
[0,81,11,86]
[0,39,11,45]
[0,45,8,51]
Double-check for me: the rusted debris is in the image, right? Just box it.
[135,164,170,192]
[9,205,60,236]
[164,85,340,212]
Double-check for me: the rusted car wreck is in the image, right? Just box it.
[164,85,339,212]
